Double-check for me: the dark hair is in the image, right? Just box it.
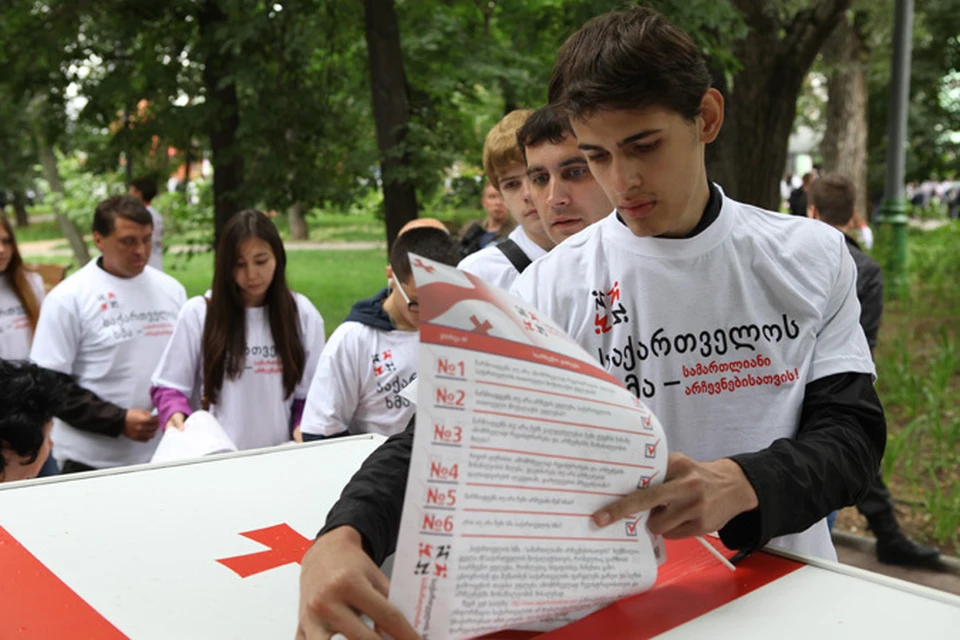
[390,227,460,283]
[0,360,62,477]
[809,175,855,227]
[517,106,574,157]
[92,195,154,236]
[202,210,305,406]
[548,6,712,122]
[0,215,41,332]
[130,177,159,203]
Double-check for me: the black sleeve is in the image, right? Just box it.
[318,417,415,565]
[55,373,127,438]
[719,372,885,552]
[858,266,884,351]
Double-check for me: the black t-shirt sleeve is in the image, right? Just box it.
[318,417,415,565]
[720,372,885,552]
[55,373,127,437]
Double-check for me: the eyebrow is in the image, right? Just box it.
[526,156,588,177]
[578,129,663,152]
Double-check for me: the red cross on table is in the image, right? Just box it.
[470,315,493,335]
[413,258,435,273]
[216,524,313,578]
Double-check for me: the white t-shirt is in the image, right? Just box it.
[457,226,549,290]
[151,293,325,450]
[300,323,419,438]
[0,271,45,360]
[30,260,187,468]
[512,191,876,561]
[147,205,164,271]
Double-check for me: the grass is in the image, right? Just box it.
[165,249,389,333]
[10,219,65,243]
[836,221,960,556]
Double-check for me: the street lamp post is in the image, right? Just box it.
[876,0,914,299]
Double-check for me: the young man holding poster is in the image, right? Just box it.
[296,7,885,639]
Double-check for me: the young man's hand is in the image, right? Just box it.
[592,452,759,538]
[296,526,420,640]
[123,409,160,442]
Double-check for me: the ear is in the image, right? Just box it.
[385,265,394,282]
[807,205,819,220]
[698,88,724,144]
[93,231,105,251]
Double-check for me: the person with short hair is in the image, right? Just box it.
[458,110,555,289]
[129,176,164,271]
[299,228,460,441]
[0,359,63,482]
[296,7,886,637]
[809,174,939,568]
[457,181,514,258]
[30,195,187,473]
[789,172,815,217]
[150,210,324,449]
[0,215,44,360]
[518,105,613,245]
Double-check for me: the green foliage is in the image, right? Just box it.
[37,151,127,230]
[873,221,960,550]
[867,0,960,193]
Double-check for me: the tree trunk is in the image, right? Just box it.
[12,191,29,227]
[289,202,308,241]
[706,0,852,210]
[198,1,245,249]
[362,0,419,251]
[821,14,870,217]
[37,144,91,266]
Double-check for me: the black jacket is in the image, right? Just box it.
[844,235,883,351]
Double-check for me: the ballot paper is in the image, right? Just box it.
[388,255,669,639]
[150,410,238,463]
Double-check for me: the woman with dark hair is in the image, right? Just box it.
[0,215,45,360]
[150,210,325,450]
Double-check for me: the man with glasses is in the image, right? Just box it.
[299,228,460,441]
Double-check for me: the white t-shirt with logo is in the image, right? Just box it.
[300,323,419,438]
[458,226,549,290]
[30,260,187,468]
[151,293,325,450]
[147,205,164,271]
[0,271,45,360]
[512,192,875,561]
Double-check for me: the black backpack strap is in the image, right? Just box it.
[496,239,533,274]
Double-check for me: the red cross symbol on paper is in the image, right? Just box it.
[383,350,392,360]
[470,315,493,335]
[216,524,313,578]
[374,365,384,376]
[101,303,108,311]
[412,258,435,274]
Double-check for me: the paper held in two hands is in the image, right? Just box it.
[150,411,237,464]
[388,255,674,640]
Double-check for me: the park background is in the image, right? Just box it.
[1,0,957,561]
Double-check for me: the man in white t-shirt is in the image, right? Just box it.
[519,105,613,245]
[458,110,555,290]
[30,195,186,473]
[293,8,886,637]
[129,176,164,271]
[512,7,885,561]
[300,227,460,440]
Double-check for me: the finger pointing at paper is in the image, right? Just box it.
[591,452,760,539]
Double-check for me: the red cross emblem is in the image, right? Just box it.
[412,258,435,273]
